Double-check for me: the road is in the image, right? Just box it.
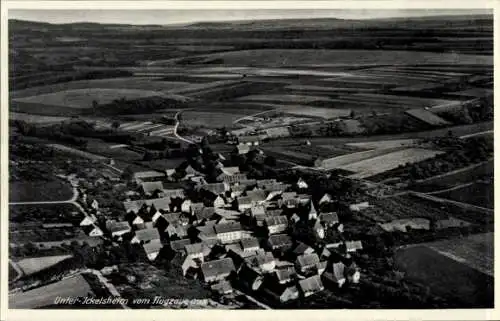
[87,269,129,309]
[233,289,272,310]
[409,191,493,214]
[459,130,493,139]
[174,110,195,144]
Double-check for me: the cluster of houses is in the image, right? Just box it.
[71,155,366,305]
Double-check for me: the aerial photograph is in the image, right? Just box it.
[7,8,493,310]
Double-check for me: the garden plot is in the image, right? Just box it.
[339,148,445,179]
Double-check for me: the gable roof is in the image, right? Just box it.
[241,237,260,250]
[319,213,339,224]
[281,192,297,200]
[246,190,267,202]
[296,253,320,267]
[265,216,288,227]
[185,242,210,256]
[221,173,248,184]
[143,239,163,257]
[253,252,275,266]
[250,205,266,217]
[298,275,323,293]
[135,228,160,243]
[257,179,277,188]
[292,242,314,255]
[268,234,293,248]
[133,171,165,180]
[345,240,363,251]
[221,167,240,176]
[275,266,297,282]
[236,196,252,206]
[200,183,226,195]
[214,222,243,234]
[190,202,205,214]
[108,221,130,233]
[201,258,235,279]
[170,239,192,252]
[146,197,172,211]
[162,189,185,199]
[195,207,216,221]
[163,212,181,224]
[141,181,164,194]
[266,209,283,217]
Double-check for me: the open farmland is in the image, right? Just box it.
[12,88,168,109]
[10,77,190,99]
[339,148,445,179]
[413,159,493,192]
[394,244,493,307]
[9,179,74,203]
[9,112,70,124]
[433,181,494,209]
[181,111,248,128]
[176,49,492,67]
[345,139,420,150]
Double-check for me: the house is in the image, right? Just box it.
[165,168,176,177]
[292,242,315,257]
[313,220,326,239]
[194,207,216,224]
[290,213,301,224]
[235,144,250,155]
[319,193,332,205]
[250,205,266,217]
[323,262,346,288]
[131,215,145,229]
[141,181,164,196]
[246,190,267,203]
[181,199,192,213]
[165,223,189,239]
[296,253,320,274]
[133,171,165,184]
[211,280,233,296]
[201,183,227,196]
[184,242,211,261]
[319,243,343,261]
[297,178,309,189]
[212,195,226,208]
[257,179,277,188]
[318,213,340,227]
[162,189,185,199]
[266,209,283,217]
[238,264,264,291]
[170,239,192,253]
[263,282,300,303]
[235,196,253,212]
[123,200,144,214]
[298,275,324,297]
[282,198,299,209]
[200,258,236,283]
[131,228,160,244]
[214,223,244,244]
[221,166,240,176]
[185,165,202,177]
[308,201,318,220]
[83,224,104,237]
[143,239,163,261]
[264,216,288,235]
[238,136,260,146]
[107,220,131,238]
[349,202,370,212]
[267,234,293,253]
[190,202,205,216]
[241,238,260,252]
[316,261,328,275]
[249,251,276,273]
[220,173,248,185]
[214,208,241,221]
[274,266,297,284]
[80,214,97,227]
[345,240,363,253]
[197,225,218,242]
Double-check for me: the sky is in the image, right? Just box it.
[9,9,492,25]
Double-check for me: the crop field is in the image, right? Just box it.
[9,112,70,124]
[394,244,493,307]
[9,179,74,203]
[181,111,246,128]
[422,233,493,276]
[46,144,108,160]
[13,88,167,109]
[433,181,494,209]
[317,147,404,169]
[237,94,336,104]
[85,140,143,162]
[405,109,451,126]
[281,106,352,119]
[10,77,190,99]
[345,139,419,150]
[361,195,449,223]
[413,159,493,192]
[341,148,444,179]
[180,49,493,67]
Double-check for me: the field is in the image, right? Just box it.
[46,144,108,160]
[13,88,168,109]
[9,204,82,224]
[405,109,451,126]
[9,179,73,202]
[173,49,493,67]
[10,77,190,99]
[9,112,70,124]
[340,148,444,178]
[413,159,493,192]
[433,181,494,209]
[394,244,493,307]
[345,139,419,150]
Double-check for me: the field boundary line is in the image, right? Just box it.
[414,158,493,185]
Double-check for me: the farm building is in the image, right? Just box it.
[298,275,324,297]
[201,258,236,283]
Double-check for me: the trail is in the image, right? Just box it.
[174,110,195,144]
